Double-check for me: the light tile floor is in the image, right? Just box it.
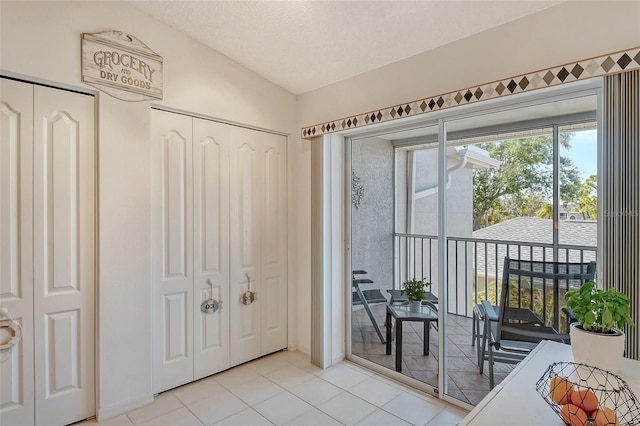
[76,350,469,426]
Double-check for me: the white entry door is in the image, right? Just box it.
[0,78,95,426]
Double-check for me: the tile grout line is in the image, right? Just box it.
[122,351,467,426]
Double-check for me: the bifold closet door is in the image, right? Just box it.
[229,128,287,366]
[258,131,287,356]
[32,84,95,426]
[151,112,231,392]
[192,118,230,380]
[1,78,36,426]
[0,78,95,426]
[151,108,286,390]
[151,111,194,393]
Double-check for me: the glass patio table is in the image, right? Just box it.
[386,289,438,305]
[385,302,438,373]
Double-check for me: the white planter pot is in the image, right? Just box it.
[569,323,625,373]
[409,301,421,312]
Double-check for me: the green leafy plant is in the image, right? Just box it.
[401,278,431,302]
[565,281,635,334]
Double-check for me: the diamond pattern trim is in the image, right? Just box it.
[302,46,640,139]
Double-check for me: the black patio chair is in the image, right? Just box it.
[352,270,387,343]
[479,257,596,389]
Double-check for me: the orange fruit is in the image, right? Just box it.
[593,407,620,426]
[550,376,574,405]
[570,388,599,414]
[560,404,589,426]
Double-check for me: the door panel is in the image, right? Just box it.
[192,119,229,379]
[230,129,261,365]
[164,133,189,279]
[164,292,188,360]
[260,133,287,354]
[238,143,256,268]
[42,110,80,293]
[0,78,35,426]
[151,110,194,393]
[32,85,94,426]
[45,310,79,395]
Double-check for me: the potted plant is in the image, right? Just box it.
[401,278,431,312]
[565,281,634,373]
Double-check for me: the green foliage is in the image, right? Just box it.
[559,155,582,208]
[577,174,598,219]
[477,281,557,328]
[565,281,635,333]
[401,278,431,302]
[536,202,553,219]
[473,134,581,229]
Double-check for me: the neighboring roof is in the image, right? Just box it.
[473,217,597,246]
[471,217,597,277]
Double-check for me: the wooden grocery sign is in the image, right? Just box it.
[82,30,163,101]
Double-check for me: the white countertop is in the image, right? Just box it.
[459,340,640,425]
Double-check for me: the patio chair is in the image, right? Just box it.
[479,257,596,389]
[352,270,387,343]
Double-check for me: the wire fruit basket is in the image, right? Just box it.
[536,361,640,425]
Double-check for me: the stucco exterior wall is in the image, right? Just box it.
[351,137,394,290]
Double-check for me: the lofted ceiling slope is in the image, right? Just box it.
[128,0,565,95]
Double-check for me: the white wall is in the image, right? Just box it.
[298,1,640,127]
[0,0,309,419]
[302,0,639,369]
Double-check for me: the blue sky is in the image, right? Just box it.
[562,129,597,180]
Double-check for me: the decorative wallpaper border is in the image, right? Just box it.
[301,47,640,139]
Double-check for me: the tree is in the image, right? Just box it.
[473,134,581,230]
[577,174,597,219]
[536,202,553,219]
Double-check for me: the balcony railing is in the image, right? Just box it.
[393,232,597,330]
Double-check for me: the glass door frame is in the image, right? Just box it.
[343,78,602,410]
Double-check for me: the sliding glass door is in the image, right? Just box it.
[349,123,442,395]
[346,81,600,410]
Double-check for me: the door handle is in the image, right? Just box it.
[0,308,22,353]
[200,279,222,314]
[240,273,257,305]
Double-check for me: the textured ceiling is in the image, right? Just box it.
[128,0,565,95]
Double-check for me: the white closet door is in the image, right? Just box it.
[0,79,36,426]
[229,128,262,365]
[151,110,194,393]
[259,132,287,354]
[150,110,287,380]
[192,118,230,379]
[1,80,95,426]
[32,85,95,425]
[229,128,288,364]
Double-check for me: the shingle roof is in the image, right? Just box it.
[470,217,597,277]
